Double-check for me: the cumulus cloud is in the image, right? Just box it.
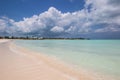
[51,26,64,33]
[0,0,120,38]
[0,17,15,34]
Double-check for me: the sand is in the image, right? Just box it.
[0,39,10,43]
[0,39,106,80]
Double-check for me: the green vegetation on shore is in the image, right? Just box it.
[0,36,89,40]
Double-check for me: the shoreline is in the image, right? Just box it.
[0,39,116,80]
[10,40,95,80]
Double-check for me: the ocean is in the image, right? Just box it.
[14,40,120,80]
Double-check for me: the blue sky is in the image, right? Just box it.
[0,0,120,39]
[0,0,84,21]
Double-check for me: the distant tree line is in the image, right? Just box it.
[0,36,89,40]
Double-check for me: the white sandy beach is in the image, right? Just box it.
[0,39,10,43]
[0,39,114,80]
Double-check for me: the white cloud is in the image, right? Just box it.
[0,0,120,37]
[0,19,6,32]
[51,26,64,33]
[84,0,120,32]
[0,17,15,34]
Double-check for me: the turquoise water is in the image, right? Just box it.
[14,40,120,79]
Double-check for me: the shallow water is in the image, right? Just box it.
[14,40,120,80]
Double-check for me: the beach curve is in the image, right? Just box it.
[0,40,95,80]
